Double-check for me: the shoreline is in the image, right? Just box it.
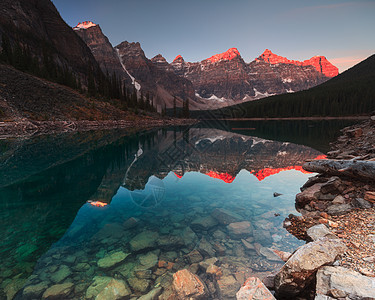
[0,118,197,138]
[200,116,369,121]
[275,116,375,299]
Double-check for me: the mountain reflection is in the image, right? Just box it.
[0,124,328,299]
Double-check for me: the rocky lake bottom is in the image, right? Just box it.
[0,120,359,299]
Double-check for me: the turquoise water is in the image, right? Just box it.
[0,121,355,299]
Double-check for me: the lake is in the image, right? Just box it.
[0,120,356,299]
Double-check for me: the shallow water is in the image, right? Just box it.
[0,120,356,299]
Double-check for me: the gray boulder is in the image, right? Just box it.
[315,266,375,299]
[274,237,347,298]
[306,224,337,241]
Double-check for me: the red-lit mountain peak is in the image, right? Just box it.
[173,55,185,63]
[303,56,339,77]
[205,171,235,183]
[257,49,296,65]
[257,50,338,77]
[207,48,241,63]
[73,21,97,30]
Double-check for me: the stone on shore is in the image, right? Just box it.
[236,277,276,300]
[296,183,323,208]
[172,269,207,299]
[327,204,352,216]
[274,237,347,298]
[306,224,337,241]
[315,266,375,299]
[364,191,375,203]
[97,251,129,269]
[227,221,253,239]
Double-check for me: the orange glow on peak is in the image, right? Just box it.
[173,55,184,62]
[252,166,310,181]
[207,48,240,63]
[174,172,183,179]
[88,201,108,207]
[74,21,97,30]
[313,154,327,160]
[205,171,235,183]
[252,154,327,181]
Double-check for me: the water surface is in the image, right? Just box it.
[0,120,354,299]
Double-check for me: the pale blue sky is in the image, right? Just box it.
[52,0,375,72]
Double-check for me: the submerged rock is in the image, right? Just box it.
[211,208,243,225]
[217,275,241,299]
[274,237,347,298]
[197,237,216,257]
[50,265,72,283]
[42,282,74,299]
[97,251,129,269]
[86,276,112,299]
[130,230,159,252]
[173,269,207,299]
[316,266,375,299]
[227,221,253,239]
[138,251,159,269]
[95,278,131,300]
[138,287,163,300]
[23,282,48,298]
[236,277,276,300]
[128,277,151,293]
[191,215,218,231]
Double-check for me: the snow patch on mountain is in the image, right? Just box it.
[253,88,276,99]
[116,49,141,91]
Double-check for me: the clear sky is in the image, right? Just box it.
[52,0,375,73]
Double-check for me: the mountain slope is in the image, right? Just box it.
[73,21,132,86]
[170,48,337,105]
[115,41,197,110]
[0,64,128,121]
[197,54,375,118]
[0,0,102,82]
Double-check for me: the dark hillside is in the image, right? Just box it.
[0,64,128,121]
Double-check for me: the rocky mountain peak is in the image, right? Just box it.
[151,54,167,64]
[207,47,241,63]
[257,49,295,65]
[173,55,185,63]
[303,56,339,77]
[257,49,338,77]
[73,21,97,30]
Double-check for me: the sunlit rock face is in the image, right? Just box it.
[170,48,338,103]
[115,41,196,109]
[257,49,338,77]
[74,22,133,86]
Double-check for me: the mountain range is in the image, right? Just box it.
[0,0,347,117]
[73,20,338,110]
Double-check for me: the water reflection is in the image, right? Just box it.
[0,124,329,299]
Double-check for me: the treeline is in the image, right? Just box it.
[196,54,375,119]
[166,96,190,118]
[0,33,157,114]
